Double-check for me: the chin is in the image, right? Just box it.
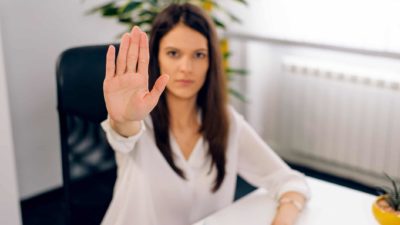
[166,89,198,101]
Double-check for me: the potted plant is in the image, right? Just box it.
[372,173,400,225]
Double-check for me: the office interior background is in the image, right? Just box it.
[1,0,400,224]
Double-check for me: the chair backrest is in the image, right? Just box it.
[56,44,119,225]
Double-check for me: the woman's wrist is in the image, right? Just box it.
[109,117,141,138]
[277,191,306,211]
[271,192,306,225]
[277,197,304,212]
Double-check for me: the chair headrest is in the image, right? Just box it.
[56,44,119,123]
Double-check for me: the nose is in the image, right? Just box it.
[179,56,193,74]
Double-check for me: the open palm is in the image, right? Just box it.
[103,26,169,123]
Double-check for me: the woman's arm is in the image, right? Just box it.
[232,107,310,224]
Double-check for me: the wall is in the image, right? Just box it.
[0,21,22,225]
[224,0,400,53]
[0,0,124,199]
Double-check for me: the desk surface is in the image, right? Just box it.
[193,177,379,225]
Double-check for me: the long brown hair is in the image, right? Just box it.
[148,3,229,192]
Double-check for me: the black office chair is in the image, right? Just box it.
[56,43,256,225]
[56,44,119,225]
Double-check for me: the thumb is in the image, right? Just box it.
[146,74,169,106]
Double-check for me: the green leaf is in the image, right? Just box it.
[138,10,157,23]
[226,11,242,23]
[118,16,132,24]
[134,19,153,26]
[205,1,242,24]
[118,1,142,15]
[385,197,394,208]
[226,68,248,75]
[384,172,399,199]
[379,172,400,210]
[139,10,157,18]
[223,52,231,59]
[209,1,242,23]
[102,7,119,17]
[376,186,394,195]
[233,0,248,6]
[385,195,398,210]
[199,0,217,6]
[228,88,247,102]
[85,2,115,15]
[212,16,226,29]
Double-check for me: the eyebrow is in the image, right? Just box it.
[163,46,208,52]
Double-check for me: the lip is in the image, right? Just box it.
[175,79,195,85]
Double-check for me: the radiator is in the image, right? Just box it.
[276,57,400,184]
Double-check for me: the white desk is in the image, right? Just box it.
[193,177,379,225]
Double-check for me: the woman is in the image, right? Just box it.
[101,3,310,225]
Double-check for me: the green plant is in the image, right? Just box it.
[85,0,248,101]
[377,173,400,211]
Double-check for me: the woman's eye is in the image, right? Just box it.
[167,51,178,57]
[195,52,207,59]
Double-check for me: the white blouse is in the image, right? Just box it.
[100,106,310,225]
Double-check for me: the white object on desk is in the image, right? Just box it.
[193,177,378,225]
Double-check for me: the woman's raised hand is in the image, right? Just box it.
[103,26,169,126]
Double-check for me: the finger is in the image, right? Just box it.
[116,33,131,76]
[146,74,169,106]
[126,26,141,73]
[105,45,116,79]
[137,31,150,76]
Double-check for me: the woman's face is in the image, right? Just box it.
[158,23,209,101]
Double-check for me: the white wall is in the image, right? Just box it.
[224,0,400,53]
[0,21,22,225]
[0,0,125,199]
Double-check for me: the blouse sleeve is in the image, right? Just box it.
[101,118,146,155]
[235,111,311,201]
